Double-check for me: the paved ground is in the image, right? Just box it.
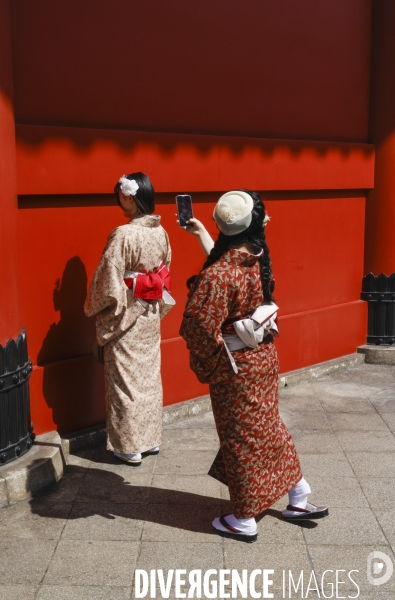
[1,361,395,599]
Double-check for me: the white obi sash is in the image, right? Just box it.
[223,303,279,374]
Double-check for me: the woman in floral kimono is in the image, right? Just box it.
[85,172,174,467]
[180,190,327,542]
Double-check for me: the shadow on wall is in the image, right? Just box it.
[37,256,105,435]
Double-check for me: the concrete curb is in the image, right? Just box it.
[0,431,64,508]
[278,352,365,387]
[357,344,395,365]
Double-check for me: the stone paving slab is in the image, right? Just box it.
[34,471,87,504]
[308,544,395,594]
[75,470,152,504]
[150,473,223,501]
[0,500,71,539]
[369,395,395,413]
[61,502,145,541]
[302,507,387,546]
[0,586,37,600]
[319,394,377,413]
[289,430,343,453]
[134,541,224,597]
[374,509,395,545]
[0,361,395,598]
[298,452,355,477]
[380,412,395,432]
[43,540,140,587]
[345,451,395,478]
[141,503,229,543]
[161,427,220,450]
[36,587,132,600]
[326,411,389,431]
[335,430,395,452]
[224,541,311,590]
[154,448,216,475]
[278,393,325,413]
[359,477,395,510]
[304,475,369,507]
[280,409,332,430]
[0,538,58,585]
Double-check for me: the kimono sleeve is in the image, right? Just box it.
[84,228,146,345]
[163,230,172,269]
[179,269,233,383]
[84,257,124,318]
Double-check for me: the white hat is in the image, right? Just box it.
[214,190,254,236]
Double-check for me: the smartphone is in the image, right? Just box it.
[176,194,194,227]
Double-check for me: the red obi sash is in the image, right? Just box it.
[124,262,171,301]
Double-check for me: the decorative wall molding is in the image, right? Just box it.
[16,125,374,195]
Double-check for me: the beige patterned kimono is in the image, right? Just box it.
[84,214,172,454]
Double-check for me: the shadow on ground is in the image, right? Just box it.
[28,455,318,534]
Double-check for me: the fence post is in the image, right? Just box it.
[361,273,395,345]
[0,329,34,465]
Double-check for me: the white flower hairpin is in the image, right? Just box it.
[119,176,139,197]
[263,214,271,227]
[218,202,238,224]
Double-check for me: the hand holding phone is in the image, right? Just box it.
[176,194,194,227]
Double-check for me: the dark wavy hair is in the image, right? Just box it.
[187,190,274,303]
[114,172,155,215]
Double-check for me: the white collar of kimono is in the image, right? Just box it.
[232,248,263,258]
[119,177,139,197]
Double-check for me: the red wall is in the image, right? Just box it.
[365,0,395,274]
[0,1,20,343]
[4,0,373,434]
[11,0,371,141]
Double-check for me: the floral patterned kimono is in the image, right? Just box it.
[84,214,172,454]
[180,248,302,518]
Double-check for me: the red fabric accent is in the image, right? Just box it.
[124,262,171,300]
[156,261,171,291]
[286,505,311,513]
[124,278,134,289]
[219,515,241,533]
[134,273,163,300]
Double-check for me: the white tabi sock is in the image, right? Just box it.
[213,514,257,534]
[288,476,311,509]
[114,451,142,461]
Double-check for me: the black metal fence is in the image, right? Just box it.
[0,329,34,465]
[361,273,395,345]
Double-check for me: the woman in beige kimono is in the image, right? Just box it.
[85,172,174,466]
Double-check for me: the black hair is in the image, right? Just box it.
[114,172,155,215]
[187,190,274,303]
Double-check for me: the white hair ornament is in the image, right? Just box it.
[119,176,139,197]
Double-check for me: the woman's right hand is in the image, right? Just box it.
[182,217,207,237]
[176,216,215,257]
